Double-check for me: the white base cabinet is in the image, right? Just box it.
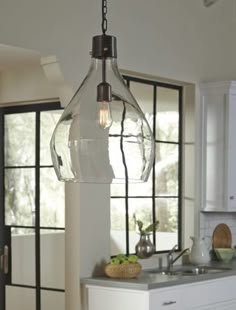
[85,275,236,310]
[87,286,148,310]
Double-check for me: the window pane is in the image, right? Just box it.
[155,198,178,251]
[40,168,65,228]
[41,290,65,310]
[128,198,153,254]
[156,87,179,142]
[40,110,63,165]
[11,228,35,286]
[130,82,154,129]
[5,113,35,166]
[41,230,65,289]
[110,198,126,255]
[111,183,125,196]
[155,143,179,196]
[128,168,153,196]
[5,168,35,226]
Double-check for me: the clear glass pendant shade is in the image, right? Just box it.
[50,52,154,183]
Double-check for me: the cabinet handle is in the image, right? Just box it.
[230,196,234,200]
[0,245,9,274]
[162,301,177,306]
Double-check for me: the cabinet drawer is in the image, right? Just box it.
[184,276,236,308]
[150,289,184,310]
[189,299,236,310]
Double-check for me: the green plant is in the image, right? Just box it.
[133,214,159,235]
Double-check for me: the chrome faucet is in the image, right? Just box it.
[167,244,178,273]
[167,244,190,273]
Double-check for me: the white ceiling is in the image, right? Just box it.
[0,44,40,71]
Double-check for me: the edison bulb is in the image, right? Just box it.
[97,100,112,129]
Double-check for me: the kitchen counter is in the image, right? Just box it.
[81,259,236,291]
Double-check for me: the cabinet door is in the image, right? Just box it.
[87,286,148,310]
[201,81,236,212]
[226,93,236,210]
[204,93,226,211]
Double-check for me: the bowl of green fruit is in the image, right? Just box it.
[104,254,141,279]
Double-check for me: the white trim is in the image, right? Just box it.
[41,55,74,107]
[199,81,236,96]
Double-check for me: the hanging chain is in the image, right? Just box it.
[102,0,108,35]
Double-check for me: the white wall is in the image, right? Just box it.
[0,65,58,104]
[200,213,236,256]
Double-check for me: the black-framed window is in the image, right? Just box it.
[1,102,65,310]
[110,76,183,255]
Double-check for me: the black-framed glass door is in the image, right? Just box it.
[0,102,65,310]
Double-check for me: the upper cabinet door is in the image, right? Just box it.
[200,81,236,212]
[225,92,236,211]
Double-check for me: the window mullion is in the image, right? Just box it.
[124,79,130,255]
[178,87,183,250]
[35,111,41,310]
[152,85,157,248]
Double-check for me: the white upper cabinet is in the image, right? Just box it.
[200,81,236,212]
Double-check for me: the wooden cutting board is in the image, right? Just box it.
[212,223,232,248]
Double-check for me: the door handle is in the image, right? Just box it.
[0,245,9,274]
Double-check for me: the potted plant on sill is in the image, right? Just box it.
[134,215,159,259]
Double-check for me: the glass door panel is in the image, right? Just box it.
[41,290,65,310]
[4,113,35,166]
[40,230,65,289]
[6,286,36,310]
[11,228,35,286]
[5,168,35,226]
[40,168,65,228]
[1,102,64,310]
[40,110,62,165]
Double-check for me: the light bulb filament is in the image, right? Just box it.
[98,101,112,129]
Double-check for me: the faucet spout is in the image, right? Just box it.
[167,244,178,273]
[166,245,189,273]
[172,248,190,264]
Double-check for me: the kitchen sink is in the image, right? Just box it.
[146,266,232,276]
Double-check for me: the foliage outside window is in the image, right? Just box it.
[110,76,182,255]
[4,104,65,231]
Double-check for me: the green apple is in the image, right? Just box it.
[128,255,138,263]
[110,257,120,265]
[122,260,129,265]
[116,254,128,263]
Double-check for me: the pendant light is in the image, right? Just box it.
[50,0,154,183]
